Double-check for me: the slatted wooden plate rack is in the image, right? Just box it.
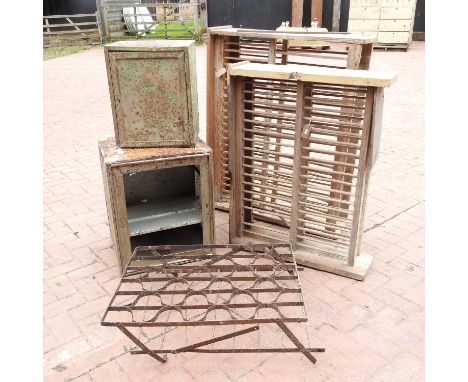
[227,63,397,280]
[206,27,377,210]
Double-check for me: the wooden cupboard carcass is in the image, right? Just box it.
[104,40,199,148]
[205,27,376,210]
[227,63,397,280]
[99,138,214,274]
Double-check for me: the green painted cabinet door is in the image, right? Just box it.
[105,40,198,148]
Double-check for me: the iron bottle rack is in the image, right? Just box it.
[101,243,324,364]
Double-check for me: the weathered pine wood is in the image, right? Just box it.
[193,3,199,34]
[325,44,363,231]
[229,79,245,240]
[200,0,208,32]
[43,21,98,28]
[45,18,51,33]
[291,0,304,27]
[347,88,374,265]
[229,63,397,88]
[268,39,277,64]
[281,40,289,64]
[346,44,363,69]
[212,35,228,201]
[211,28,376,44]
[289,82,306,248]
[243,80,254,225]
[43,13,99,47]
[100,1,200,40]
[367,87,384,169]
[207,27,378,211]
[347,0,417,49]
[332,0,341,32]
[311,0,323,26]
[99,139,214,274]
[206,28,216,153]
[104,2,199,8]
[325,41,372,234]
[227,64,395,279]
[44,13,97,18]
[66,17,87,36]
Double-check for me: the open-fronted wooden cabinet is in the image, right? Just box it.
[227,63,396,280]
[99,138,214,274]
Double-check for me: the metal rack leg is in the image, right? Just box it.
[117,324,167,363]
[276,321,317,364]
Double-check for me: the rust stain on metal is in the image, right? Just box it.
[101,243,324,364]
[104,40,199,148]
[99,138,215,274]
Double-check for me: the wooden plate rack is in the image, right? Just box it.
[206,27,377,210]
[227,63,396,280]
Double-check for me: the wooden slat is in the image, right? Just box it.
[229,63,397,88]
[43,21,97,28]
[289,81,306,247]
[43,14,96,19]
[210,27,376,44]
[311,0,323,26]
[43,28,98,35]
[291,0,304,27]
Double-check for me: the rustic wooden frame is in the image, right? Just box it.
[104,40,198,148]
[99,138,215,274]
[43,13,100,47]
[97,1,202,41]
[227,63,396,280]
[205,27,376,211]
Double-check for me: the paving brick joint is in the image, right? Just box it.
[44,43,424,382]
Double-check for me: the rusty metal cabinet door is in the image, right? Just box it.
[105,41,198,148]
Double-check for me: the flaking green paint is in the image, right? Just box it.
[105,40,198,148]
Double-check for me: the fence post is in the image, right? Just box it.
[200,0,207,33]
[311,0,323,27]
[96,0,110,40]
[291,0,304,27]
[193,3,199,35]
[332,0,341,32]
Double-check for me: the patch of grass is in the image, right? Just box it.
[147,20,204,44]
[43,45,90,61]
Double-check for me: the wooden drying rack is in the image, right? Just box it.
[205,27,377,211]
[227,63,396,280]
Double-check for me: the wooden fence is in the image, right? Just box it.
[97,1,203,41]
[43,14,100,47]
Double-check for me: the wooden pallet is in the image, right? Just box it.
[374,43,409,52]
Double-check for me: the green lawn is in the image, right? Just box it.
[43,46,90,61]
[147,20,203,43]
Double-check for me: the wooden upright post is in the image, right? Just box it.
[96,0,110,40]
[332,0,341,32]
[291,0,304,27]
[193,3,199,35]
[311,0,323,27]
[200,0,208,33]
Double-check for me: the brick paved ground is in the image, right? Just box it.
[44,42,424,381]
